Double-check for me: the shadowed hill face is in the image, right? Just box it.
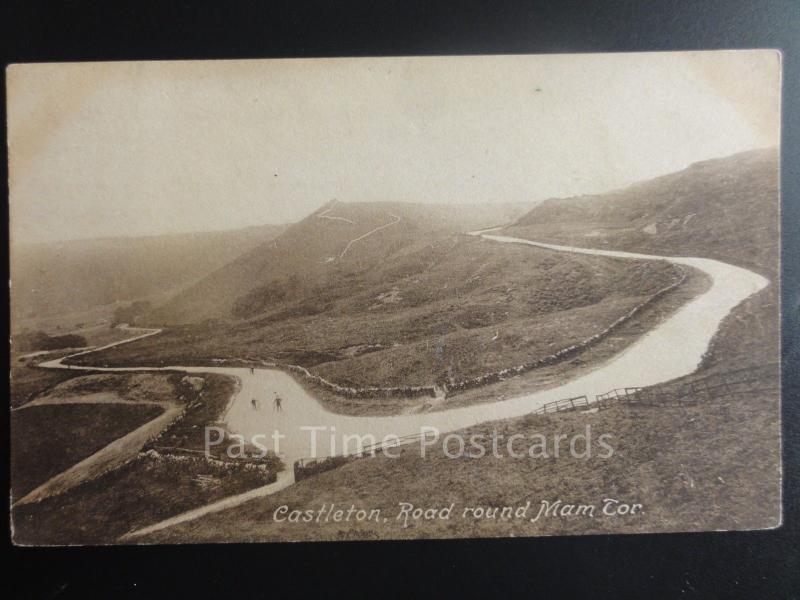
[510,148,779,276]
[148,201,534,324]
[10,223,286,329]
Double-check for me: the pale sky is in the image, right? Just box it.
[7,50,781,244]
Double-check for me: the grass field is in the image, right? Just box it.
[11,452,278,546]
[509,149,779,281]
[13,266,777,545]
[10,371,185,504]
[10,403,164,502]
[9,324,155,408]
[10,149,780,543]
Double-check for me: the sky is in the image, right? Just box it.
[7,50,781,244]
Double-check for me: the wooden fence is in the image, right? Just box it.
[534,363,779,415]
[536,395,592,414]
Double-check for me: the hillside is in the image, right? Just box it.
[509,148,779,276]
[10,223,286,331]
[149,201,534,325]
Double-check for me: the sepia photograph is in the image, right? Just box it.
[7,50,782,545]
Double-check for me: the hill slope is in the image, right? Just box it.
[149,201,534,324]
[510,148,779,276]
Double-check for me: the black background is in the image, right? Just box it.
[3,1,799,597]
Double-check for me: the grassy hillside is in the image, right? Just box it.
[149,201,533,324]
[13,246,777,544]
[510,148,779,277]
[138,266,780,544]
[11,222,286,330]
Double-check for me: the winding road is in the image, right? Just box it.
[30,232,769,537]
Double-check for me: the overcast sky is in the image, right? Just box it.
[8,50,781,244]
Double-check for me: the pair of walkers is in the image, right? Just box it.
[252,393,283,411]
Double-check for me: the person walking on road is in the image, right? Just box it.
[273,393,283,412]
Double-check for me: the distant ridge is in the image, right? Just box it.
[11,222,287,327]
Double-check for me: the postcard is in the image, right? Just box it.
[8,50,781,544]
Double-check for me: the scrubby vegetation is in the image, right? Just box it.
[139,282,781,543]
[139,354,780,544]
[11,150,780,544]
[12,330,87,353]
[111,300,152,327]
[11,403,164,501]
